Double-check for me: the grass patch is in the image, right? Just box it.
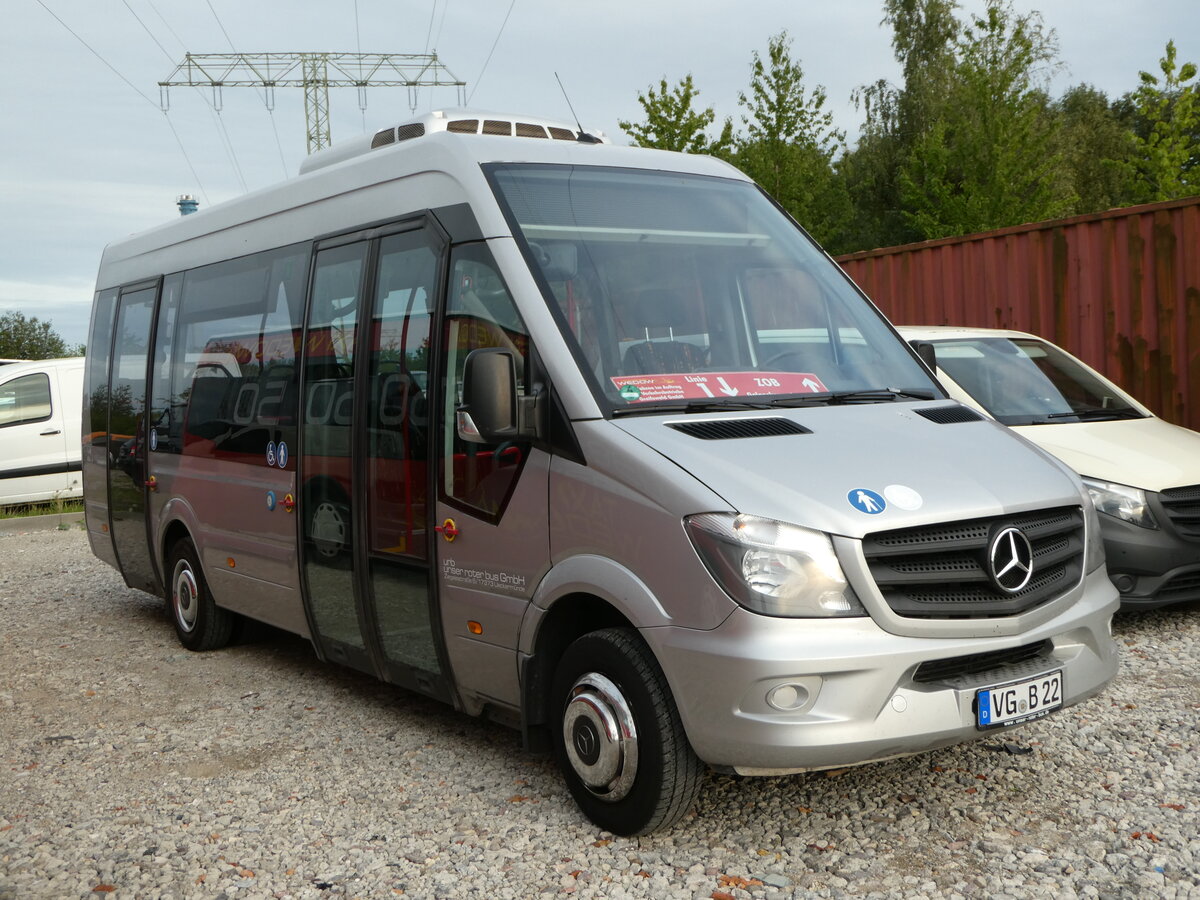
[0,499,85,520]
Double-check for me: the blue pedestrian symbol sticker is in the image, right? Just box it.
[848,488,886,515]
[266,441,277,467]
[277,441,288,469]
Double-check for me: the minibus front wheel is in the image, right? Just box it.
[167,537,235,652]
[551,628,704,835]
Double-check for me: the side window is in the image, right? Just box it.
[174,244,308,461]
[148,274,183,452]
[0,373,52,427]
[441,244,530,517]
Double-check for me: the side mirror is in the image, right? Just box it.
[457,348,518,444]
[909,340,937,373]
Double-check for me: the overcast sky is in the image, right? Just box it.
[3,0,1196,348]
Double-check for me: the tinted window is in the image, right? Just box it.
[0,373,51,427]
[174,245,308,462]
[489,165,936,410]
[440,243,530,517]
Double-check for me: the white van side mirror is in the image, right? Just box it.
[909,340,937,372]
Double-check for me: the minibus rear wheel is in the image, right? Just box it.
[551,628,704,835]
[167,537,234,652]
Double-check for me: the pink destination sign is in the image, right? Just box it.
[611,371,828,403]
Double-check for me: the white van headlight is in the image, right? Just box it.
[685,513,866,618]
[1081,478,1157,529]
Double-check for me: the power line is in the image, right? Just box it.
[120,0,174,62]
[201,0,291,180]
[120,0,254,190]
[144,0,189,52]
[423,0,437,56]
[160,53,467,154]
[468,0,516,105]
[33,0,210,204]
[35,0,158,109]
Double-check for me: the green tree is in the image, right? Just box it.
[0,311,80,359]
[1125,40,1199,201]
[897,0,1074,239]
[839,0,962,249]
[618,74,734,156]
[733,32,851,249]
[1053,84,1140,213]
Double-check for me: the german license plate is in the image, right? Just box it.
[976,670,1063,729]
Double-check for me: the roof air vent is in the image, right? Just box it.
[914,405,985,424]
[371,128,396,149]
[395,123,425,142]
[667,418,812,440]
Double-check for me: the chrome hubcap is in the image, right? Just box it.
[172,559,199,633]
[562,672,638,801]
[311,501,346,558]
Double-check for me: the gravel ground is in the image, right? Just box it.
[2,526,1199,900]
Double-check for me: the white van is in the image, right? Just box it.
[899,326,1200,609]
[85,111,1119,834]
[0,357,84,506]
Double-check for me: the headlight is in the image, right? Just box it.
[685,513,865,617]
[1081,477,1157,529]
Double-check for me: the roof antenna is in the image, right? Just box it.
[555,72,602,144]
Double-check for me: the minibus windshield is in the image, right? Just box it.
[487,165,937,412]
[932,337,1147,425]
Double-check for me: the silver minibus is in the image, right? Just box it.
[85,110,1118,835]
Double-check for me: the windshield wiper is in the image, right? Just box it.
[804,388,938,405]
[1044,407,1145,421]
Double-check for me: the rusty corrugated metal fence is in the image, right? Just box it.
[835,196,1200,430]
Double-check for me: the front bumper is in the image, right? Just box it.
[643,566,1119,773]
[1099,513,1200,609]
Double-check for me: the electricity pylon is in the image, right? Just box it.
[159,52,467,155]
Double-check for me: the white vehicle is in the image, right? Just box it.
[85,110,1118,834]
[0,357,84,506]
[900,325,1200,609]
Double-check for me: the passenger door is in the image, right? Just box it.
[300,224,451,699]
[433,242,550,713]
[0,366,69,504]
[108,283,161,594]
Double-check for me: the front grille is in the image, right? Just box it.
[1159,485,1200,540]
[1158,570,1200,603]
[913,640,1053,684]
[862,506,1085,618]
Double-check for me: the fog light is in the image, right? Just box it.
[767,683,811,711]
[1112,573,1136,594]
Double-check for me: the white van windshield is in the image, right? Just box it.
[487,165,937,411]
[933,337,1147,425]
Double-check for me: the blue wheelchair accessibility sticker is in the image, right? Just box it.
[848,488,887,515]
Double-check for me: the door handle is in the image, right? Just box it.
[40,429,62,436]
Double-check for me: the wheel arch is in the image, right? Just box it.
[518,554,675,753]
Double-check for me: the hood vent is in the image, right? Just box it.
[915,405,985,425]
[667,418,812,440]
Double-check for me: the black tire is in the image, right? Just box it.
[550,628,704,835]
[167,537,234,652]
